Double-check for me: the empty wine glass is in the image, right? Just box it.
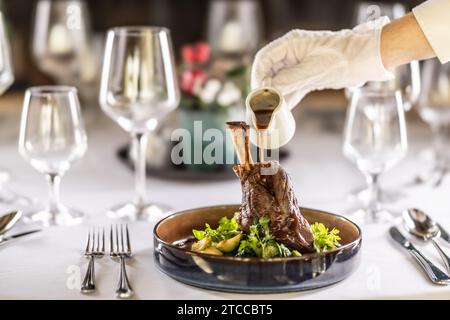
[0,12,13,95]
[347,2,419,204]
[206,0,263,59]
[343,88,408,223]
[0,12,32,206]
[31,0,96,86]
[18,86,88,226]
[415,58,450,187]
[351,1,421,112]
[99,27,180,221]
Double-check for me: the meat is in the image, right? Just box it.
[226,122,315,252]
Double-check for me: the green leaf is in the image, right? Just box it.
[192,212,240,243]
[192,229,205,240]
[311,222,341,252]
[225,65,248,78]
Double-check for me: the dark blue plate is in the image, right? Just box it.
[153,205,362,294]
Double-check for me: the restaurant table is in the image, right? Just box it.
[0,93,450,300]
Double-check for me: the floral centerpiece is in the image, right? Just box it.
[176,42,250,172]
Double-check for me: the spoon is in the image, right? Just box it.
[0,211,22,241]
[403,208,450,273]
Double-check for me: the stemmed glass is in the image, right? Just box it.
[206,0,263,59]
[0,12,32,206]
[32,0,96,85]
[347,2,419,203]
[415,59,450,186]
[343,88,408,223]
[0,12,13,94]
[99,27,180,221]
[18,86,88,226]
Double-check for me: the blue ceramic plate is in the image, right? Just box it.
[153,205,362,294]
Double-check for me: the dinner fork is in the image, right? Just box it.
[81,227,105,293]
[110,224,134,298]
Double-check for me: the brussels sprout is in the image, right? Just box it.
[191,237,211,252]
[291,250,302,257]
[201,247,223,256]
[262,244,279,258]
[216,233,243,253]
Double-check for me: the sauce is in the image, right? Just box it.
[248,88,281,162]
[249,89,280,130]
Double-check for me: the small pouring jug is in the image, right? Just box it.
[245,85,296,149]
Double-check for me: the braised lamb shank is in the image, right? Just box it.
[226,122,314,252]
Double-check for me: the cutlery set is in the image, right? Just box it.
[81,225,134,298]
[390,208,450,285]
[3,207,450,291]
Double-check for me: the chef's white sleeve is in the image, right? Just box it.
[413,0,450,64]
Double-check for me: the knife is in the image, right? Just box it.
[0,229,41,246]
[389,226,450,285]
[438,223,450,244]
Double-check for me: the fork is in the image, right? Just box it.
[110,224,134,298]
[81,227,105,293]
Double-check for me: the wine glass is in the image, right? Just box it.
[347,2,419,203]
[31,0,97,86]
[0,12,32,206]
[0,12,13,95]
[18,86,88,226]
[206,0,263,59]
[415,58,450,186]
[350,1,421,111]
[99,27,180,221]
[343,88,408,223]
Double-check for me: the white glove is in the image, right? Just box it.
[251,17,394,110]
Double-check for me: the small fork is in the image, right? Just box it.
[81,227,105,293]
[110,224,134,298]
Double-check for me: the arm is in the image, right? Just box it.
[381,13,435,69]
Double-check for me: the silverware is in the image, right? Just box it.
[110,224,134,299]
[0,229,41,246]
[406,167,448,188]
[433,168,449,188]
[438,223,450,244]
[389,226,450,285]
[0,211,22,240]
[403,208,450,272]
[81,227,105,294]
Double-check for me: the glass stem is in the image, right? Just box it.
[46,173,62,214]
[366,173,380,220]
[432,123,447,170]
[133,132,148,210]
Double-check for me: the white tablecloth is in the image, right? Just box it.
[1,105,450,300]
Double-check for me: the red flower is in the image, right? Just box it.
[181,42,210,65]
[194,42,210,64]
[181,69,207,95]
[181,45,196,64]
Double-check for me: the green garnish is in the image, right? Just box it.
[310,222,341,252]
[192,212,240,242]
[237,216,298,258]
[191,214,341,257]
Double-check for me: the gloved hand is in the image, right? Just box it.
[251,17,394,110]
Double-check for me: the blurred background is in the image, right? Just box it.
[3,0,424,90]
[0,0,448,186]
[0,0,448,223]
